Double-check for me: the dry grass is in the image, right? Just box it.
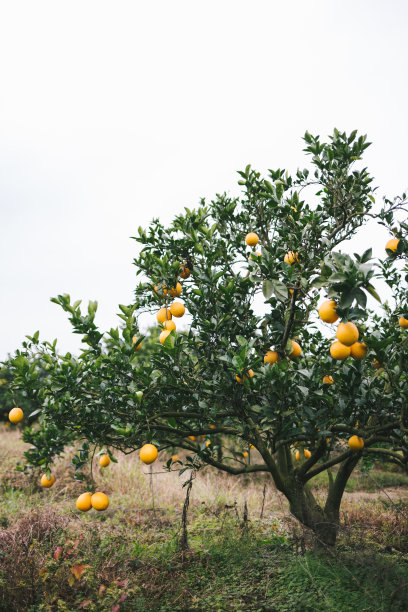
[1,424,408,531]
[1,425,408,610]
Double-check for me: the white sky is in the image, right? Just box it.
[1,1,407,358]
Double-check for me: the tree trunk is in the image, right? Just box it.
[280,453,361,547]
[287,479,339,546]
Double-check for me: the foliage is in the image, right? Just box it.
[0,361,43,423]
[6,129,408,545]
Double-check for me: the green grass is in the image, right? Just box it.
[309,468,408,492]
[1,507,408,611]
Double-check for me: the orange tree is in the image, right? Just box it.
[8,129,408,546]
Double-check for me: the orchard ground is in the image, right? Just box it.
[1,425,408,611]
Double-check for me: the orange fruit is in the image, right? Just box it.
[171,454,179,462]
[156,308,172,323]
[399,317,408,329]
[249,251,261,261]
[205,440,211,447]
[330,341,351,360]
[336,322,359,346]
[242,451,248,458]
[140,443,158,464]
[264,350,279,364]
[348,435,364,451]
[318,300,339,324]
[180,266,191,279]
[169,302,185,318]
[373,359,382,369]
[295,450,300,461]
[323,375,334,385]
[40,474,55,489]
[188,436,196,441]
[99,454,110,467]
[8,407,23,423]
[132,336,142,350]
[284,251,299,265]
[159,330,171,345]
[41,474,55,488]
[350,342,367,360]
[153,284,168,296]
[385,238,399,253]
[169,282,182,297]
[304,449,311,459]
[289,340,301,359]
[236,369,254,383]
[210,424,216,429]
[163,320,176,331]
[76,492,92,512]
[91,492,109,511]
[245,232,259,247]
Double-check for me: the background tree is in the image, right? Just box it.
[8,129,408,546]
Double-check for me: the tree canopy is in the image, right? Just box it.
[7,129,408,545]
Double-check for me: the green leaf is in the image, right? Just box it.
[262,280,273,299]
[366,284,381,303]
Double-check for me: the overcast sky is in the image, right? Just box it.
[1,1,407,358]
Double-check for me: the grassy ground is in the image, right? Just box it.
[1,425,408,611]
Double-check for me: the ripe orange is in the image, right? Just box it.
[245,232,259,247]
[169,302,185,318]
[169,282,182,297]
[99,454,110,467]
[284,251,299,265]
[132,336,142,350]
[210,424,216,429]
[399,317,408,329]
[385,238,399,253]
[350,342,367,360]
[264,350,279,364]
[236,369,254,383]
[153,284,168,296]
[8,407,23,423]
[76,492,92,512]
[171,454,179,462]
[140,443,158,464]
[289,340,301,359]
[249,251,261,261]
[330,341,351,360]
[91,492,109,511]
[336,322,359,346]
[159,330,171,345]
[156,308,172,323]
[242,451,248,458]
[41,474,55,488]
[163,320,176,331]
[318,300,339,324]
[205,440,211,447]
[179,266,191,279]
[373,359,382,369]
[323,375,334,385]
[348,435,364,451]
[295,450,300,461]
[188,436,196,441]
[304,449,311,459]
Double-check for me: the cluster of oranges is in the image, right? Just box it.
[154,265,189,345]
[318,300,366,361]
[33,444,161,513]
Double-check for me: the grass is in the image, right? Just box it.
[1,424,408,611]
[309,468,408,492]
